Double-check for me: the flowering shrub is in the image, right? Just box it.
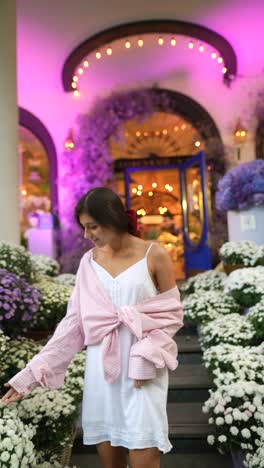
[0,330,10,385]
[216,159,264,211]
[62,350,86,403]
[31,279,72,331]
[18,387,79,451]
[247,299,264,339]
[55,273,76,287]
[0,241,35,282]
[203,344,264,386]
[220,241,258,266]
[252,245,264,266]
[0,269,42,337]
[183,291,240,325]
[180,271,227,297]
[203,381,264,454]
[225,266,264,307]
[31,255,60,277]
[0,338,42,391]
[0,404,36,467]
[245,435,264,468]
[199,314,257,349]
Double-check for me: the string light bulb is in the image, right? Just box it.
[132,188,137,194]
[107,47,112,56]
[138,39,144,47]
[71,82,77,89]
[152,182,158,188]
[188,41,194,49]
[138,185,143,190]
[170,38,176,46]
[96,51,102,59]
[83,60,89,67]
[125,40,131,49]
[222,66,227,74]
[218,57,223,64]
[199,44,204,52]
[73,89,80,97]
[136,131,141,137]
[148,191,153,197]
[211,52,217,59]
[72,75,78,82]
[195,141,201,147]
[158,37,164,45]
[78,67,84,75]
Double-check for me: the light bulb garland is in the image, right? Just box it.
[70,34,230,96]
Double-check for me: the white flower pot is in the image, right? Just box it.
[227,206,264,245]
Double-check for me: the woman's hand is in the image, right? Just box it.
[134,379,150,388]
[0,383,24,406]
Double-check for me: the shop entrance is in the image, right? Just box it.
[124,151,211,279]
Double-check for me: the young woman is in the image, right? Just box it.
[2,187,183,468]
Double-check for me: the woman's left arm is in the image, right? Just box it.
[130,244,183,387]
[150,242,178,293]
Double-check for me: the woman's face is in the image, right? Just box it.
[79,213,115,247]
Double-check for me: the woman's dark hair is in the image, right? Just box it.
[75,187,138,236]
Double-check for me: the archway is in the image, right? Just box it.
[18,108,59,258]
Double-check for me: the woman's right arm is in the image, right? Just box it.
[1,269,85,402]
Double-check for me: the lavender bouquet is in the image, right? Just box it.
[216,159,264,211]
[0,269,41,337]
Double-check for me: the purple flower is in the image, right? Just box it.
[0,269,42,337]
[216,160,264,211]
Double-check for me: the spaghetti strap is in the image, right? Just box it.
[145,242,154,257]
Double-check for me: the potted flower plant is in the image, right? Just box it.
[199,314,257,349]
[203,381,264,468]
[180,270,227,297]
[247,298,264,340]
[216,159,264,244]
[225,266,264,308]
[219,241,258,274]
[183,291,240,326]
[0,269,42,337]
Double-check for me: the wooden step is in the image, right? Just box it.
[168,402,210,438]
[169,365,211,390]
[71,452,233,468]
[176,335,201,353]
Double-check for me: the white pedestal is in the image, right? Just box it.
[227,206,264,245]
[25,228,57,258]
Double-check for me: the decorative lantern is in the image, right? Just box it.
[233,120,247,160]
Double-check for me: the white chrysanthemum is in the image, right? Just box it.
[225,266,264,307]
[183,291,240,325]
[220,241,258,267]
[181,270,227,296]
[200,314,256,348]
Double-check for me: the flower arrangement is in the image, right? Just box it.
[183,291,240,325]
[17,387,79,452]
[225,266,264,307]
[31,279,72,331]
[0,404,36,467]
[180,271,227,297]
[31,255,60,277]
[0,338,42,391]
[220,241,258,267]
[247,298,264,339]
[203,344,264,386]
[252,245,264,266]
[203,381,264,454]
[0,241,35,282]
[245,435,264,468]
[216,159,264,211]
[199,314,257,349]
[0,330,10,387]
[55,273,76,287]
[62,350,86,403]
[0,269,42,337]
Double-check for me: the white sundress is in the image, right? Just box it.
[82,244,172,453]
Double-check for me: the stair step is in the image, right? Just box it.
[169,365,211,389]
[177,325,197,336]
[71,452,233,468]
[176,335,201,353]
[168,402,210,436]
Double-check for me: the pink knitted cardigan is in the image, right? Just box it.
[9,251,184,396]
